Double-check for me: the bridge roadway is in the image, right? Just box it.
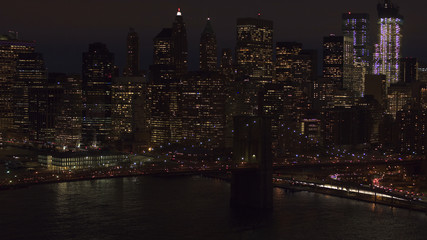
[273,158,424,170]
[272,177,427,212]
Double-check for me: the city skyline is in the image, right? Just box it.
[1,1,427,238]
[0,0,425,74]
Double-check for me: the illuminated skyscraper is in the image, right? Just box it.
[151,28,175,82]
[14,52,48,142]
[275,42,317,85]
[148,82,181,146]
[396,103,426,155]
[199,18,217,71]
[180,71,226,150]
[53,73,83,149]
[342,13,370,97]
[149,26,182,147]
[373,0,403,86]
[387,83,412,118]
[323,35,344,87]
[172,8,188,77]
[0,32,35,138]
[236,16,273,84]
[342,13,370,66]
[275,42,302,82]
[112,75,147,141]
[323,35,354,90]
[82,42,115,147]
[153,28,173,66]
[123,28,140,76]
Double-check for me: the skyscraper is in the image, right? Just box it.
[387,83,412,118]
[342,13,370,66]
[172,8,188,77]
[199,18,217,71]
[14,52,47,142]
[0,32,35,138]
[153,28,173,66]
[53,74,83,149]
[342,13,370,97]
[400,57,418,83]
[180,71,226,150]
[395,103,426,155]
[275,42,302,82]
[82,42,115,147]
[275,42,316,85]
[236,16,274,84]
[323,35,345,87]
[373,0,403,86]
[151,28,175,82]
[111,75,147,141]
[123,28,140,76]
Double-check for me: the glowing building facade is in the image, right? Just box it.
[82,42,115,147]
[148,9,188,147]
[373,0,403,87]
[236,17,273,84]
[342,13,370,66]
[275,42,302,82]
[342,13,370,97]
[275,42,316,85]
[387,84,412,119]
[323,35,345,88]
[112,76,147,141]
[0,32,36,138]
[180,71,226,150]
[14,53,47,142]
[53,74,83,149]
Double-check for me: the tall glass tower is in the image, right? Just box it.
[373,0,403,86]
[342,13,370,66]
[342,13,370,96]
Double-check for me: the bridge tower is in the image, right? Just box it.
[230,115,273,210]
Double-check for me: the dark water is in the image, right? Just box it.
[1,176,426,240]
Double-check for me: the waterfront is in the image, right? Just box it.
[0,176,426,240]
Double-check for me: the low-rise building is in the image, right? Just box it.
[38,151,130,171]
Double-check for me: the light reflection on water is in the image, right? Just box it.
[0,176,426,240]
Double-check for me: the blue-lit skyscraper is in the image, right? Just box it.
[373,0,403,87]
[342,13,370,66]
[342,12,370,96]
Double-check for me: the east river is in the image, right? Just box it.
[0,176,426,240]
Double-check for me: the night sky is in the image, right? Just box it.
[0,0,425,74]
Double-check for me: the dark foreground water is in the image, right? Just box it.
[1,176,426,240]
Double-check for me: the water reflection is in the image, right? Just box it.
[0,176,426,240]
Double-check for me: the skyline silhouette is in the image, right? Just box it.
[0,0,424,74]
